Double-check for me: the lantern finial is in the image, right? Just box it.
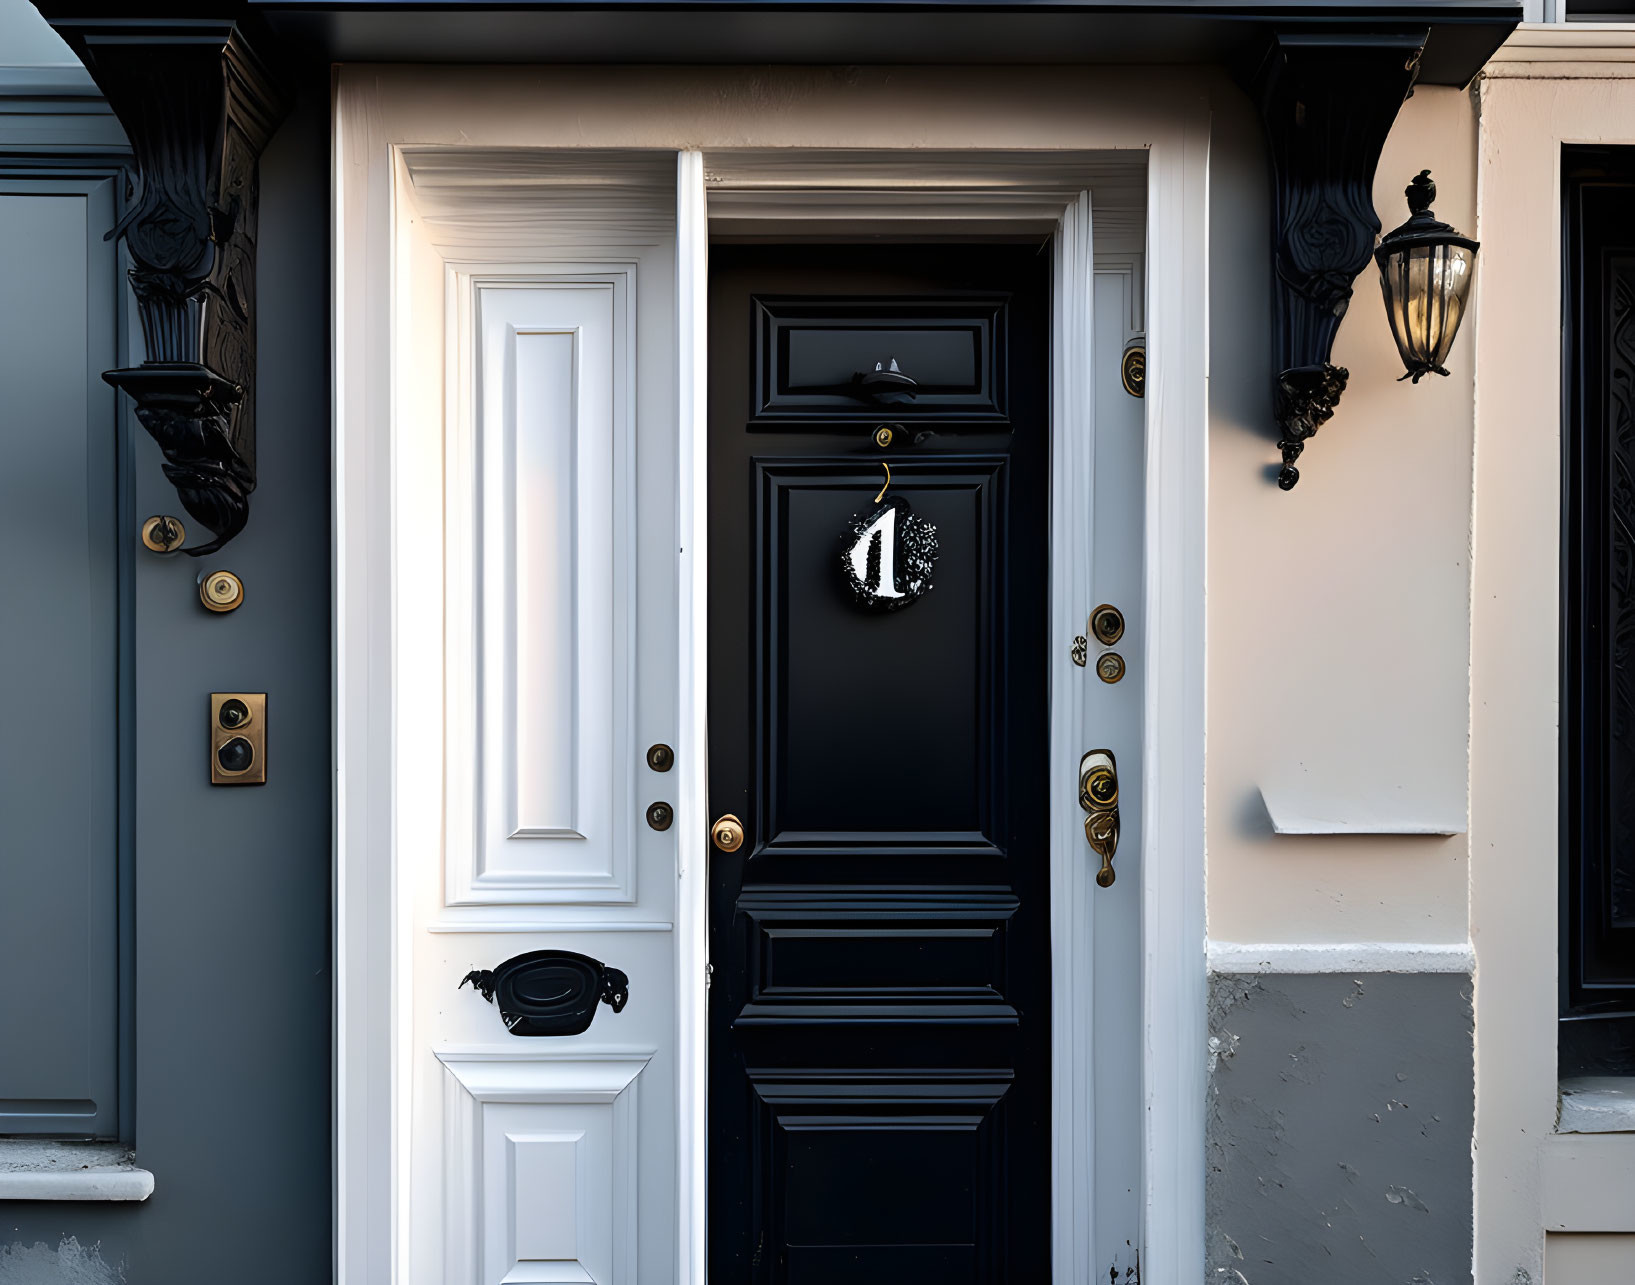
[1406,169,1436,215]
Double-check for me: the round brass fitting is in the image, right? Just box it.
[199,569,244,613]
[711,814,745,853]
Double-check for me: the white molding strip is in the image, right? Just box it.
[673,148,710,1285]
[1259,786,1465,836]
[1139,101,1211,1285]
[426,919,673,934]
[1047,188,1097,1285]
[1488,22,1635,73]
[1207,941,1476,974]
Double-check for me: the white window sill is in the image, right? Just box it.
[0,1140,154,1201]
[1559,1077,1635,1134]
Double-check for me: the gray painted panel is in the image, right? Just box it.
[0,83,330,1283]
[0,181,119,1139]
[1207,972,1475,1285]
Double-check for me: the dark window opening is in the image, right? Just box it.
[1562,145,1635,1075]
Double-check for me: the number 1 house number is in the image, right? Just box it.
[841,494,939,612]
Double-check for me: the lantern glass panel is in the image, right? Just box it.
[1378,241,1476,381]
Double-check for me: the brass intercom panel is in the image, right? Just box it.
[211,693,266,785]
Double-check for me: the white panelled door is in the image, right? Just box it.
[387,153,682,1285]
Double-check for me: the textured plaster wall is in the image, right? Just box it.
[1207,86,1478,947]
[1207,973,1476,1284]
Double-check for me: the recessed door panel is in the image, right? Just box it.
[709,243,1050,1282]
[756,458,1004,855]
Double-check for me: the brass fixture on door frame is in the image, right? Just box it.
[1079,749,1120,888]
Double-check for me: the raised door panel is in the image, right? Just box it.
[0,182,120,1137]
[752,457,1006,865]
[448,276,635,905]
[440,1053,648,1285]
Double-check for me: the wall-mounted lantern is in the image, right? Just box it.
[1375,171,1479,384]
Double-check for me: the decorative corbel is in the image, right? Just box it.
[1253,30,1426,489]
[41,14,288,553]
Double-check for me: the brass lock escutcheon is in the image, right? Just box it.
[711,813,745,853]
[1079,749,1120,888]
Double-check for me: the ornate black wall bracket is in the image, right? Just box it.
[40,14,288,554]
[461,950,630,1036]
[1253,30,1427,489]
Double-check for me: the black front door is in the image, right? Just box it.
[707,243,1052,1283]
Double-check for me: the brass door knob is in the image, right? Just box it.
[711,814,745,853]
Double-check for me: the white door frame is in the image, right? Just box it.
[334,67,1208,1285]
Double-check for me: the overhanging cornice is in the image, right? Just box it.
[35,0,1519,86]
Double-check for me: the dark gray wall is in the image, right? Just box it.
[1,77,331,1285]
[1207,972,1476,1285]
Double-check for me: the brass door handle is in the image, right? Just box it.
[711,814,745,853]
[1079,750,1120,888]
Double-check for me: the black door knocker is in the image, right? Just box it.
[460,950,629,1036]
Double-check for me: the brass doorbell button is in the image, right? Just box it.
[141,515,186,553]
[646,743,675,772]
[1089,603,1124,646]
[211,693,266,785]
[646,801,674,831]
[1096,652,1126,684]
[199,569,244,613]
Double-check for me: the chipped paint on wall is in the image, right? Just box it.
[0,1237,123,1285]
[1206,972,1475,1285]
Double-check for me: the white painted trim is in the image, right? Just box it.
[1048,189,1097,1284]
[1258,786,1466,835]
[672,149,710,1285]
[426,920,674,934]
[1542,1135,1635,1231]
[1490,23,1635,67]
[1207,941,1477,974]
[1138,103,1211,1285]
[0,1141,153,1201]
[333,77,399,1285]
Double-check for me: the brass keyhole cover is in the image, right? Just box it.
[1084,767,1118,810]
[1089,603,1124,646]
[1121,343,1145,399]
[141,514,187,553]
[711,814,745,853]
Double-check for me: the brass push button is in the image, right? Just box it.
[711,814,745,853]
[1089,603,1124,647]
